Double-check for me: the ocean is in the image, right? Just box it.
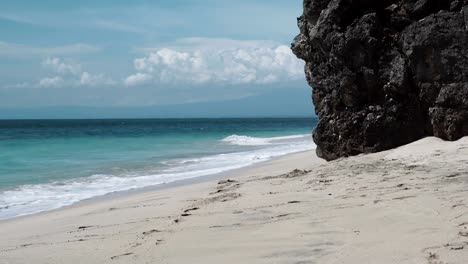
[0,118,316,220]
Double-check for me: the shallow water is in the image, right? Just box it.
[0,118,316,219]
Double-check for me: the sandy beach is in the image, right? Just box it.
[1,137,467,263]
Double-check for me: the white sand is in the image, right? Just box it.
[0,137,467,263]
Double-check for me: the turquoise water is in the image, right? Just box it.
[0,118,316,219]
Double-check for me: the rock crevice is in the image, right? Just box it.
[292,0,468,160]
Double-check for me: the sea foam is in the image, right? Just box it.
[221,134,310,146]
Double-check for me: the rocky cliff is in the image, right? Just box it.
[292,0,468,160]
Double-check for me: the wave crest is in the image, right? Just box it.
[220,134,310,146]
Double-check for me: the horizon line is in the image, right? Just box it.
[0,116,317,121]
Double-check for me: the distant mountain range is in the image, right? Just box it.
[0,89,316,119]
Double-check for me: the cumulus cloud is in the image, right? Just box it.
[124,73,152,86]
[36,57,115,88]
[38,76,63,88]
[80,72,115,86]
[126,38,304,86]
[42,57,82,76]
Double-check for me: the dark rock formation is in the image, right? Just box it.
[292,0,468,160]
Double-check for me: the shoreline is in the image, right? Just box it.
[1,137,467,263]
[0,118,316,222]
[0,149,319,223]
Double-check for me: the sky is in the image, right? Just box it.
[0,0,313,118]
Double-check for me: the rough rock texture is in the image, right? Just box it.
[292,0,468,161]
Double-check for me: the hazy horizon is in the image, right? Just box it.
[0,87,315,119]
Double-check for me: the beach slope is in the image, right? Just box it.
[1,137,467,263]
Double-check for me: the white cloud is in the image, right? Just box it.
[127,38,304,86]
[124,73,152,86]
[80,72,116,86]
[38,76,63,88]
[42,57,82,76]
[3,57,114,89]
[258,74,279,84]
[33,57,115,88]
[135,38,281,53]
[0,42,99,57]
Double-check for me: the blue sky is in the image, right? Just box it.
[0,0,313,118]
